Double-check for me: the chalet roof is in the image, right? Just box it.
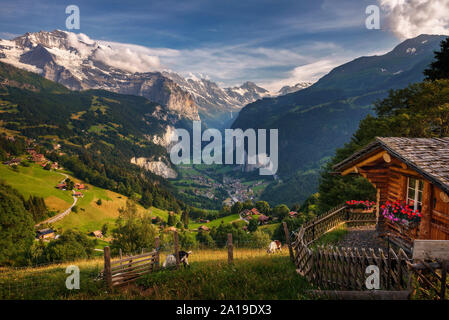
[37,228,54,236]
[334,137,449,194]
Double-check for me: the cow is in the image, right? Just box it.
[267,240,282,254]
[162,250,192,268]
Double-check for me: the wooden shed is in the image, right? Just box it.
[334,137,449,242]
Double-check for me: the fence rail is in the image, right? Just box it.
[293,205,449,299]
[293,205,410,291]
[103,246,159,289]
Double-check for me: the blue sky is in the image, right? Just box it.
[0,0,448,90]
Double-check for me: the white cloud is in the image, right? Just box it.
[63,32,162,73]
[92,45,160,73]
[260,59,347,92]
[61,32,375,92]
[380,0,449,39]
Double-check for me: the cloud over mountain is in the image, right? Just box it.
[380,0,449,39]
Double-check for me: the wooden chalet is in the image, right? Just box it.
[198,225,210,232]
[91,230,103,238]
[334,137,449,243]
[36,228,55,240]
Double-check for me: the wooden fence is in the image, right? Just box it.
[293,205,449,298]
[104,246,158,289]
[293,205,410,291]
[407,240,449,300]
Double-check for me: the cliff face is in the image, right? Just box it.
[130,157,177,179]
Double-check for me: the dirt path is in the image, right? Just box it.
[337,225,388,251]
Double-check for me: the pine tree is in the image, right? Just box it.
[424,38,449,81]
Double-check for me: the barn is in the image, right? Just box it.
[334,137,449,245]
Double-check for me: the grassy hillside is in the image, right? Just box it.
[189,213,241,230]
[0,163,72,212]
[0,248,312,300]
[0,162,168,233]
[0,61,182,214]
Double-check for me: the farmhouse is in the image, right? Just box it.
[74,191,83,197]
[91,230,103,238]
[56,183,66,190]
[240,209,251,217]
[3,158,21,166]
[289,211,298,217]
[32,154,45,163]
[258,214,269,225]
[251,208,260,215]
[75,183,87,190]
[334,137,449,244]
[198,225,210,232]
[36,228,55,240]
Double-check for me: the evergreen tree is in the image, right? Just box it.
[424,38,449,81]
[181,208,189,228]
[272,204,290,220]
[231,201,243,214]
[255,201,270,214]
[112,200,157,254]
[248,218,258,232]
[0,185,35,266]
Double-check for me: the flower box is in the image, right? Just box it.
[345,200,376,212]
[381,201,421,228]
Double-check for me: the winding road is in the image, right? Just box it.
[34,172,78,227]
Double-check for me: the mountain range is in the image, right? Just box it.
[232,34,448,205]
[0,30,309,130]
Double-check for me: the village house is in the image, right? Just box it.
[198,225,210,232]
[240,209,252,217]
[32,153,45,163]
[3,158,21,166]
[289,211,298,217]
[91,230,103,238]
[334,137,449,247]
[258,214,269,225]
[164,226,177,233]
[36,228,55,240]
[74,191,84,197]
[74,183,87,190]
[56,182,66,190]
[250,208,260,216]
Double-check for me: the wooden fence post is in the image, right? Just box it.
[119,248,122,268]
[283,222,294,262]
[228,233,233,264]
[104,246,112,290]
[155,236,160,270]
[174,230,180,269]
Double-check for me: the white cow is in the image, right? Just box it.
[162,254,177,268]
[267,240,282,254]
[162,250,192,268]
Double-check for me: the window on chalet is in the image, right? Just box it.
[407,177,423,211]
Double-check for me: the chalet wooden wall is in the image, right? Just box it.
[355,153,449,240]
[430,185,449,240]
